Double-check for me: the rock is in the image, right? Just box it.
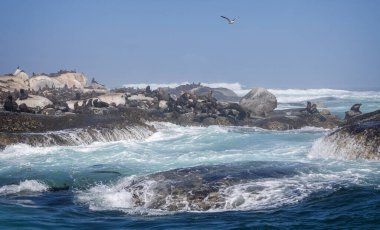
[159,100,168,110]
[311,110,380,160]
[157,88,169,101]
[97,93,126,106]
[202,117,216,126]
[113,162,308,211]
[16,95,53,109]
[320,109,331,116]
[239,87,277,117]
[177,112,195,125]
[191,86,240,102]
[1,70,89,92]
[128,94,154,102]
[215,117,233,126]
[0,69,29,92]
[42,108,56,116]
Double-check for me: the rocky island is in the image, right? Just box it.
[1,67,378,160]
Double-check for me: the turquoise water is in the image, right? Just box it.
[0,88,380,229]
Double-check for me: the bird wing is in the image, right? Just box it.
[220,16,231,22]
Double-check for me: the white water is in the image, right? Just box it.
[0,180,49,196]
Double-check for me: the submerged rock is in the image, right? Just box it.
[111,161,311,211]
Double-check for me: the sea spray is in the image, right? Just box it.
[0,180,49,196]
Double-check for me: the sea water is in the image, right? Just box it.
[0,87,379,229]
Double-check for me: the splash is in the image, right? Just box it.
[2,125,154,147]
[75,162,361,214]
[308,133,380,160]
[0,180,49,196]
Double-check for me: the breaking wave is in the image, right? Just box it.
[123,82,380,104]
[0,180,49,196]
[75,162,362,214]
[2,125,154,147]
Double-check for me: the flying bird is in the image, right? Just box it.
[220,16,238,24]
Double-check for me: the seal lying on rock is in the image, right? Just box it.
[344,103,362,120]
[4,95,18,112]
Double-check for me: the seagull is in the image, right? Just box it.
[220,16,238,24]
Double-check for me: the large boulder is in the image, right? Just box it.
[28,75,64,91]
[15,95,52,109]
[239,87,277,117]
[0,69,29,92]
[97,93,126,106]
[29,72,87,91]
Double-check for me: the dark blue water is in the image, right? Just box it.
[1,186,379,229]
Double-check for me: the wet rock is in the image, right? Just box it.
[158,100,168,110]
[15,95,53,109]
[190,86,240,102]
[97,93,126,106]
[177,112,195,125]
[202,117,216,126]
[239,87,277,117]
[42,108,56,116]
[116,162,309,211]
[314,110,380,160]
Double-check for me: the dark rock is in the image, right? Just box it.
[117,162,309,211]
[317,110,380,160]
[202,117,216,126]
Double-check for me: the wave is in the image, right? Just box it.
[1,125,154,147]
[75,161,361,214]
[123,82,190,90]
[0,180,49,196]
[308,132,380,161]
[269,88,380,103]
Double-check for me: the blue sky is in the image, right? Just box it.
[0,0,379,89]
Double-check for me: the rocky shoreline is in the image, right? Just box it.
[1,68,379,160]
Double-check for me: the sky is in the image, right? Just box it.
[0,0,379,89]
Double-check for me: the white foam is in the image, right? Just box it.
[308,133,379,161]
[123,82,190,90]
[75,170,362,214]
[0,180,49,196]
[201,82,250,96]
[268,88,380,103]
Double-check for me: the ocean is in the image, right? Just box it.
[0,86,379,229]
